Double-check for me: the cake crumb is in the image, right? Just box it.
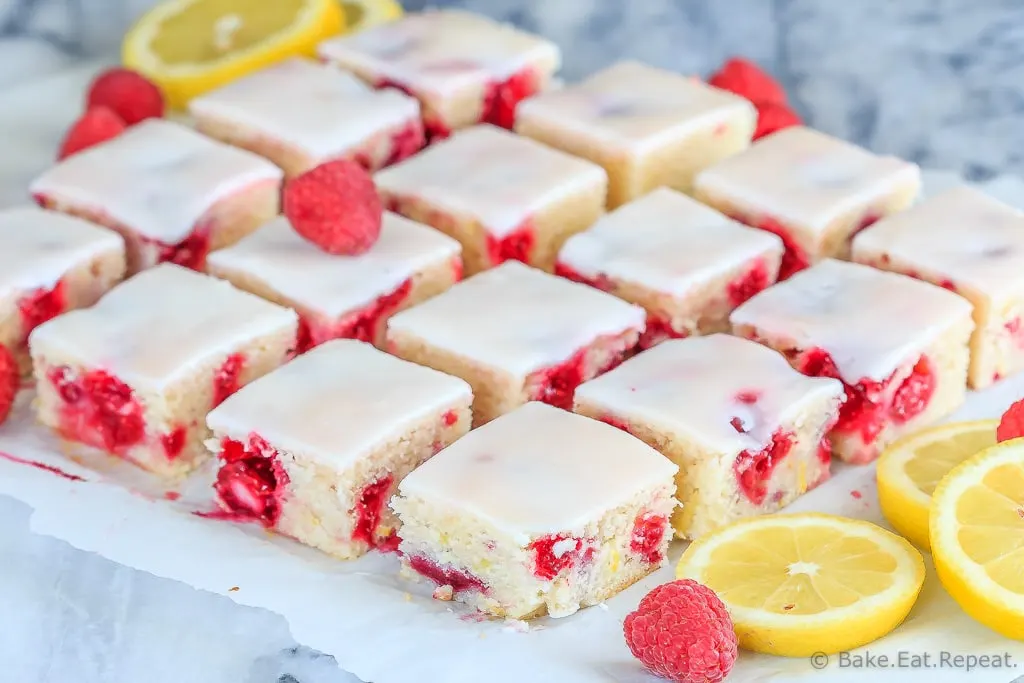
[502,618,531,633]
[597,602,609,611]
[433,585,454,601]
[228,586,239,592]
[403,592,412,602]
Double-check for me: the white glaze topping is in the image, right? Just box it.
[317,9,560,96]
[729,259,973,382]
[0,206,124,296]
[852,186,1024,297]
[207,339,471,470]
[694,126,921,231]
[207,213,460,317]
[30,119,282,243]
[557,188,783,294]
[397,401,677,540]
[375,124,607,235]
[30,264,297,390]
[189,58,420,157]
[517,61,756,150]
[575,334,843,454]
[386,261,645,377]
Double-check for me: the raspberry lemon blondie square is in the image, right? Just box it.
[694,126,920,279]
[0,207,125,374]
[318,9,560,139]
[386,261,644,426]
[30,119,282,274]
[730,259,973,463]
[206,339,472,558]
[392,401,678,619]
[376,124,607,274]
[30,264,297,477]
[207,213,461,350]
[574,334,843,539]
[556,188,783,348]
[852,186,1024,388]
[516,61,756,208]
[190,58,424,177]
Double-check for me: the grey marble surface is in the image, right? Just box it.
[3,1,1024,682]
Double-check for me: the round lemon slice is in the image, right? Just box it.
[877,420,997,550]
[339,0,404,30]
[676,513,925,657]
[123,0,345,109]
[931,438,1024,640]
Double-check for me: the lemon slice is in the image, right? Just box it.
[340,0,403,30]
[930,438,1024,640]
[123,0,345,109]
[877,420,997,550]
[676,513,925,657]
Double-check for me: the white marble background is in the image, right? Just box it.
[4,1,1024,682]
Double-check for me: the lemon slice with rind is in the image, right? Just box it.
[340,0,403,30]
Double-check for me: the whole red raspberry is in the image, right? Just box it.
[86,67,165,125]
[997,398,1024,442]
[58,106,127,160]
[623,579,737,683]
[753,102,803,140]
[708,57,787,107]
[0,344,17,426]
[283,159,383,255]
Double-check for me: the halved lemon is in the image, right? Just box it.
[676,513,925,657]
[123,0,345,109]
[339,0,403,30]
[876,420,997,550]
[930,438,1024,640]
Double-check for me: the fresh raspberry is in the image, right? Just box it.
[57,107,126,160]
[86,68,165,125]
[708,57,788,107]
[753,102,803,140]
[283,159,383,255]
[0,344,16,426]
[623,579,737,683]
[997,399,1024,442]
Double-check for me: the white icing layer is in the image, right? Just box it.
[694,126,921,231]
[375,124,607,235]
[189,58,420,158]
[207,213,460,317]
[207,339,471,470]
[852,186,1024,298]
[557,188,783,294]
[397,401,677,540]
[386,261,645,377]
[517,61,756,151]
[30,119,282,243]
[317,9,560,96]
[30,264,297,391]
[729,259,973,382]
[575,334,843,454]
[0,206,124,296]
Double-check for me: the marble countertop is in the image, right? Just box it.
[4,1,1024,682]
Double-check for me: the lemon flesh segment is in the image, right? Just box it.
[876,420,997,550]
[124,0,345,109]
[931,439,1024,640]
[677,513,926,657]
[341,0,404,29]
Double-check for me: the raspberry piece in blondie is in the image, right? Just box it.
[29,264,297,477]
[386,261,644,425]
[693,127,920,279]
[853,186,1024,389]
[30,119,282,274]
[574,334,843,539]
[392,401,677,618]
[730,259,973,463]
[207,212,461,350]
[190,58,423,178]
[0,207,125,374]
[556,188,783,348]
[376,125,606,274]
[515,61,756,208]
[206,339,471,557]
[317,9,560,139]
